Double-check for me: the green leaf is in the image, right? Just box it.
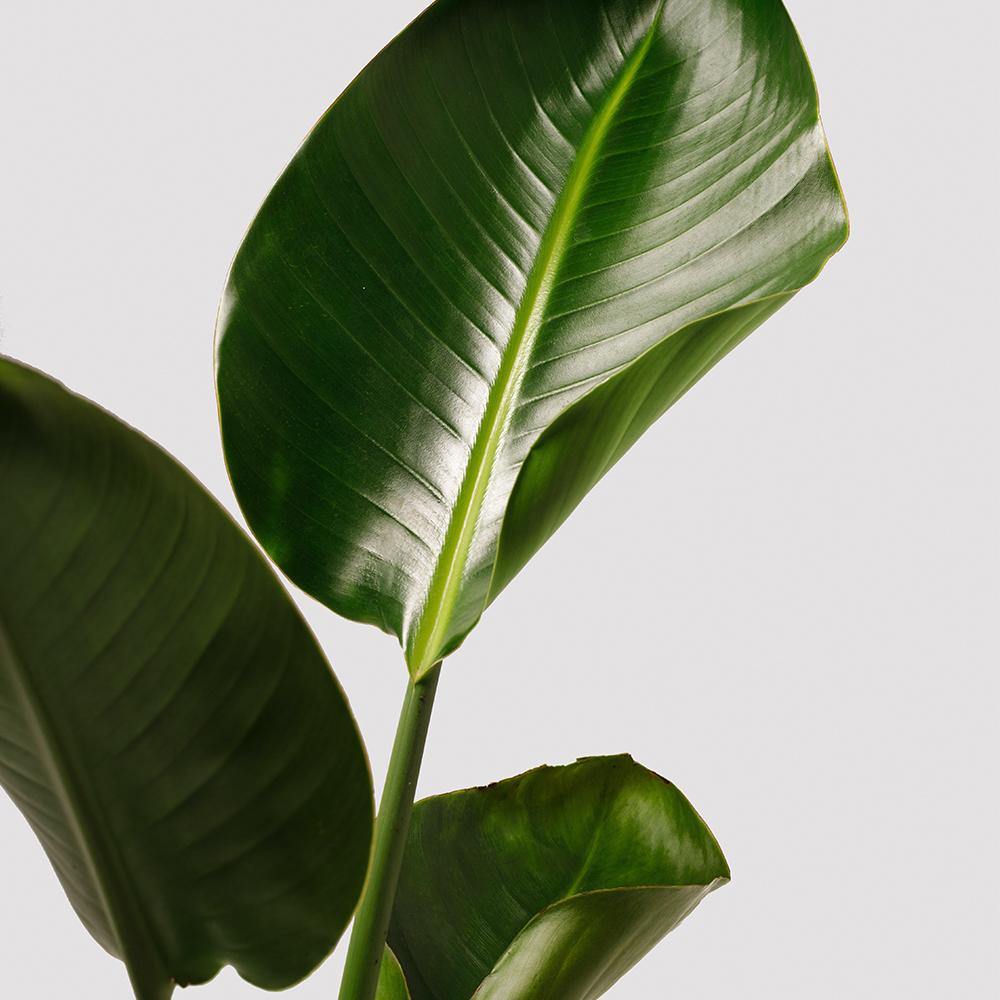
[0,358,374,998]
[386,755,728,999]
[216,0,848,676]
[377,948,412,1000]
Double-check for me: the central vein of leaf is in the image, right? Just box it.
[406,8,664,678]
[0,614,170,998]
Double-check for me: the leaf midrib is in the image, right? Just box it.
[0,610,171,999]
[406,4,666,677]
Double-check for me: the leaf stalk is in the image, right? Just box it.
[339,664,441,1000]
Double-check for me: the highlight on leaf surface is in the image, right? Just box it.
[215,0,848,677]
[0,357,374,998]
[384,755,729,999]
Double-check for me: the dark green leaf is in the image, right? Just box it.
[0,358,374,998]
[215,0,847,677]
[387,755,728,999]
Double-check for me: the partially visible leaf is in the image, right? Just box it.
[376,947,412,1000]
[216,0,848,677]
[0,358,374,998]
[387,755,728,999]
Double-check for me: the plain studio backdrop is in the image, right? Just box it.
[1,1,997,997]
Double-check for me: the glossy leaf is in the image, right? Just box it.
[385,755,728,999]
[216,0,848,676]
[0,358,374,998]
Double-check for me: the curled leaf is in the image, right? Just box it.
[388,755,728,999]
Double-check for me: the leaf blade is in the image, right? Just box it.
[0,358,374,994]
[387,755,728,1000]
[216,0,848,670]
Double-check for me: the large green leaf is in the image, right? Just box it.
[385,755,728,999]
[0,358,373,998]
[216,0,848,676]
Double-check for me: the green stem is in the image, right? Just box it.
[339,664,441,1000]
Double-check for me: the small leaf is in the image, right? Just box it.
[0,358,374,997]
[216,0,848,677]
[377,947,412,1000]
[387,755,728,999]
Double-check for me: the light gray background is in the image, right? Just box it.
[1,1,997,996]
